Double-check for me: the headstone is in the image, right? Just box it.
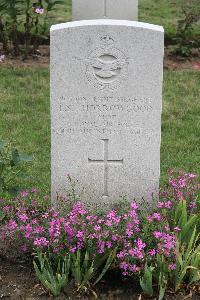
[72,0,138,21]
[51,19,164,208]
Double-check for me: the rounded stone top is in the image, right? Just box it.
[50,19,164,33]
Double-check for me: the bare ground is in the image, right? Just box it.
[0,46,200,71]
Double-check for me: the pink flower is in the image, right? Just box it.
[119,261,129,271]
[177,190,183,199]
[188,173,196,179]
[178,178,186,188]
[94,225,101,231]
[106,241,112,248]
[130,202,138,210]
[17,213,29,222]
[34,237,49,248]
[174,227,181,232]
[164,201,172,209]
[8,220,17,231]
[105,220,112,227]
[149,249,156,256]
[35,7,44,14]
[169,263,176,270]
[97,240,105,254]
[69,246,77,253]
[126,228,133,237]
[161,191,167,197]
[153,231,163,239]
[21,191,29,197]
[2,206,11,213]
[31,188,39,193]
[152,213,162,221]
[157,202,164,208]
[168,169,174,176]
[170,179,177,188]
[129,264,138,273]
[42,213,49,219]
[147,215,153,222]
[135,238,146,250]
[189,202,197,209]
[76,230,85,239]
[164,225,170,232]
[117,250,127,259]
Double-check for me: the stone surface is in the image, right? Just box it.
[72,0,138,21]
[50,20,164,208]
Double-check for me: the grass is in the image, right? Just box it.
[0,0,199,195]
[0,67,199,194]
[0,67,50,193]
[48,0,184,36]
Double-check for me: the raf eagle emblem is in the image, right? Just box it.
[76,43,129,91]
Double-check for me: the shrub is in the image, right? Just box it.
[173,0,200,56]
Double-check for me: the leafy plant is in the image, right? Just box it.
[174,199,199,245]
[0,140,33,193]
[173,227,200,292]
[154,255,168,300]
[71,250,94,292]
[33,252,71,296]
[140,264,154,297]
[71,249,116,292]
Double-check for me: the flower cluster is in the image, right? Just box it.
[165,170,199,210]
[0,171,198,277]
[0,199,177,277]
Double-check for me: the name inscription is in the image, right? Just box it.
[54,95,157,138]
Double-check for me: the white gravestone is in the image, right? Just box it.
[72,0,138,21]
[51,20,164,208]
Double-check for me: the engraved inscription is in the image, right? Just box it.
[55,94,157,139]
[88,139,123,197]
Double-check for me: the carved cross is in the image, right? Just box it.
[88,139,123,197]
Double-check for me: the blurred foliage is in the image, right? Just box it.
[172,0,200,56]
[0,0,64,58]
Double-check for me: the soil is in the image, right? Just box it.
[0,46,200,71]
[0,253,200,300]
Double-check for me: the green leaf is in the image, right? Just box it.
[177,200,187,229]
[140,264,154,297]
[181,215,199,243]
[94,249,116,285]
[158,273,167,300]
[11,148,20,166]
[0,140,7,150]
[0,210,5,221]
[19,154,33,162]
[33,253,69,297]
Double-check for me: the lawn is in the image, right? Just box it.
[0,0,199,195]
[0,67,199,194]
[48,0,185,36]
